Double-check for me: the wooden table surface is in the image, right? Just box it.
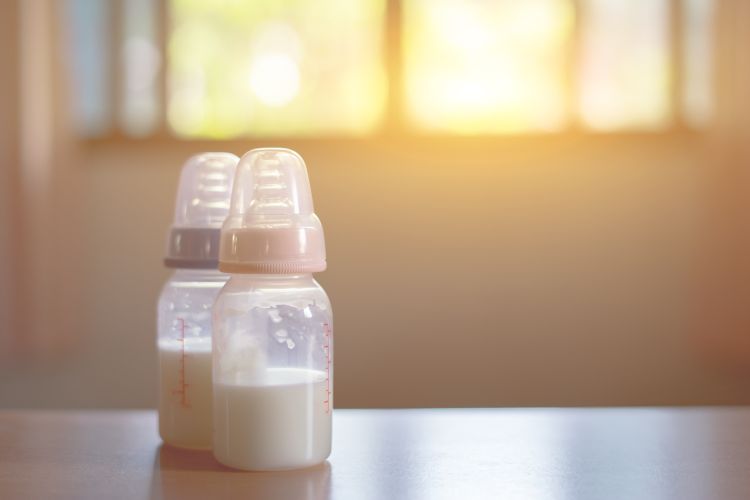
[1,408,750,500]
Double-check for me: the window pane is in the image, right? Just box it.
[403,0,573,134]
[168,0,386,138]
[64,0,113,137]
[683,0,714,127]
[578,0,670,130]
[121,0,160,136]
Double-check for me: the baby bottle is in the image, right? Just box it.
[213,148,333,470]
[157,152,238,449]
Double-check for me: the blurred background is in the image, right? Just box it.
[1,0,749,409]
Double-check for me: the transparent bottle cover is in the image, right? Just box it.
[219,148,326,274]
[165,152,239,269]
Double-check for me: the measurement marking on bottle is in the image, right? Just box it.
[173,318,191,409]
[323,322,332,414]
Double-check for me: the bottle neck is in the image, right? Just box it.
[227,273,315,286]
[170,268,228,282]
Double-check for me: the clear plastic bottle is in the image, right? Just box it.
[213,148,333,470]
[157,152,238,450]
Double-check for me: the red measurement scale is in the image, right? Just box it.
[172,318,191,409]
[323,322,332,414]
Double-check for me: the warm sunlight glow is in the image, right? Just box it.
[67,0,714,137]
[404,0,573,134]
[168,0,386,137]
[248,54,300,107]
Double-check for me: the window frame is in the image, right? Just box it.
[83,0,725,145]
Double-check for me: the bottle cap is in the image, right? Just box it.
[164,153,239,269]
[219,148,326,274]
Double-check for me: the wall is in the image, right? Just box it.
[2,135,749,408]
[0,0,19,355]
[2,0,750,411]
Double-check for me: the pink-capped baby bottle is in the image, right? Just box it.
[212,148,333,470]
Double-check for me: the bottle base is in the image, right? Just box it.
[213,454,330,472]
[159,429,212,451]
[161,441,211,451]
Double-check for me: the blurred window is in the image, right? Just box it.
[168,0,386,137]
[121,0,161,136]
[64,0,715,138]
[578,0,671,130]
[682,0,715,127]
[404,0,573,133]
[64,0,114,137]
